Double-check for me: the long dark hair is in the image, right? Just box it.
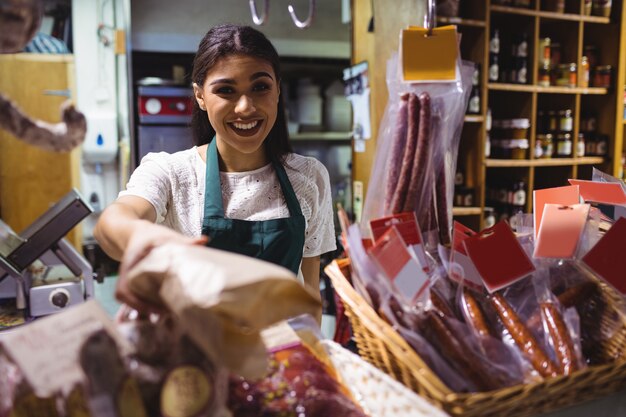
[191,24,291,164]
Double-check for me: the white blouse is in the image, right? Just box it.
[119,147,337,258]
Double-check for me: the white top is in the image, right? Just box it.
[120,147,337,258]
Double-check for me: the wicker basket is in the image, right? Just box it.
[325,258,626,417]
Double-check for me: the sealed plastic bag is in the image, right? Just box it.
[362,53,474,249]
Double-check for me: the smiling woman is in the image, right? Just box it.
[94,24,336,321]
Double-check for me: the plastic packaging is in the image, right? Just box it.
[362,54,473,249]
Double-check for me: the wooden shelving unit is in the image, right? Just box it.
[442,0,624,229]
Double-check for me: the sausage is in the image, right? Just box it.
[489,293,559,378]
[418,310,509,391]
[435,162,451,246]
[430,287,456,319]
[403,92,430,213]
[541,302,579,375]
[556,281,598,308]
[389,93,419,214]
[384,93,410,213]
[461,288,494,339]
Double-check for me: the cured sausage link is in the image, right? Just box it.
[403,92,430,213]
[461,288,494,339]
[489,293,559,378]
[384,93,410,213]
[389,93,420,214]
[541,302,579,375]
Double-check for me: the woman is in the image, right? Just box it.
[94,24,336,314]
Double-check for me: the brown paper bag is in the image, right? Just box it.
[124,243,322,379]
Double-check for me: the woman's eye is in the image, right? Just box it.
[252,82,270,92]
[215,86,234,94]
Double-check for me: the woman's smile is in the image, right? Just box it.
[229,119,264,137]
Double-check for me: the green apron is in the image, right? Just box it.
[201,139,306,274]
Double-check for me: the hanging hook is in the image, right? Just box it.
[424,0,436,36]
[249,0,270,26]
[288,0,316,29]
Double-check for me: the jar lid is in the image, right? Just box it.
[596,65,612,71]
[557,133,572,139]
[494,139,529,149]
[536,133,554,139]
[558,109,572,115]
[558,63,577,69]
[492,118,530,129]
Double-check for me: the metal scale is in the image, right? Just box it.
[0,189,97,318]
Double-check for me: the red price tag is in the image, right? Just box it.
[534,204,590,259]
[449,222,482,289]
[463,221,535,293]
[582,217,626,294]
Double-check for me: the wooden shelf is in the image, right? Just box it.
[437,16,486,27]
[485,157,605,167]
[465,115,485,123]
[488,83,608,94]
[490,5,610,24]
[290,132,352,141]
[453,206,483,216]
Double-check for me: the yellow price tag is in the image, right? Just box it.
[401,25,459,82]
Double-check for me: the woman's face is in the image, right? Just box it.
[193,54,279,157]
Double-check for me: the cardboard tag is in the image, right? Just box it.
[534,204,590,259]
[568,179,626,206]
[449,222,483,290]
[0,301,131,397]
[401,25,458,82]
[368,227,429,302]
[533,185,580,239]
[463,222,535,293]
[582,217,626,294]
[369,212,428,269]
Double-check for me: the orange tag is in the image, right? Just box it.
[401,25,458,82]
[463,222,535,293]
[533,185,580,239]
[568,179,626,205]
[534,204,590,259]
[583,217,626,294]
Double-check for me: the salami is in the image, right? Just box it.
[403,92,430,213]
[489,293,559,378]
[384,94,410,213]
[435,162,451,246]
[541,302,580,375]
[389,93,420,214]
[461,288,494,339]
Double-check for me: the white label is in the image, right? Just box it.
[517,42,528,57]
[468,96,480,113]
[490,38,500,54]
[577,141,585,157]
[513,189,526,206]
[517,67,527,84]
[558,140,572,156]
[489,64,499,81]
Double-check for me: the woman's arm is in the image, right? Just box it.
[301,255,322,324]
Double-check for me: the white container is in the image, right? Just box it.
[296,79,323,131]
[325,80,352,132]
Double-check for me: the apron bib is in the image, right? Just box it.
[201,139,305,274]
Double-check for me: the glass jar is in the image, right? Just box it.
[551,42,562,69]
[592,0,612,18]
[556,63,577,87]
[493,139,529,159]
[595,134,609,156]
[584,0,592,15]
[577,133,586,157]
[537,133,554,158]
[555,133,573,157]
[548,111,559,132]
[580,56,590,88]
[545,0,565,13]
[489,53,500,82]
[539,37,551,67]
[593,65,612,88]
[559,109,573,132]
[584,45,599,69]
[538,61,551,87]
[484,207,496,229]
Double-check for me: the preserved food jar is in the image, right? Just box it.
[577,133,586,157]
[555,133,573,157]
[595,134,609,156]
[538,61,551,87]
[556,63,577,88]
[537,133,554,158]
[592,0,612,17]
[593,65,612,88]
[545,0,565,13]
[493,139,529,159]
[580,56,590,88]
[559,109,573,132]
[548,111,559,132]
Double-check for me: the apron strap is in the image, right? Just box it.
[203,139,225,217]
[273,161,303,217]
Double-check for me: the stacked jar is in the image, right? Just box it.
[486,179,527,221]
[580,115,609,157]
[491,118,530,159]
[536,108,574,158]
[467,63,481,114]
[489,29,529,84]
[584,44,613,89]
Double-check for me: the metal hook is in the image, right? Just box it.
[288,0,316,29]
[424,0,436,36]
[249,0,269,26]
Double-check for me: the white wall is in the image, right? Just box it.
[72,0,131,240]
[130,0,350,58]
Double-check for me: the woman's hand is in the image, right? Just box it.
[116,221,208,314]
